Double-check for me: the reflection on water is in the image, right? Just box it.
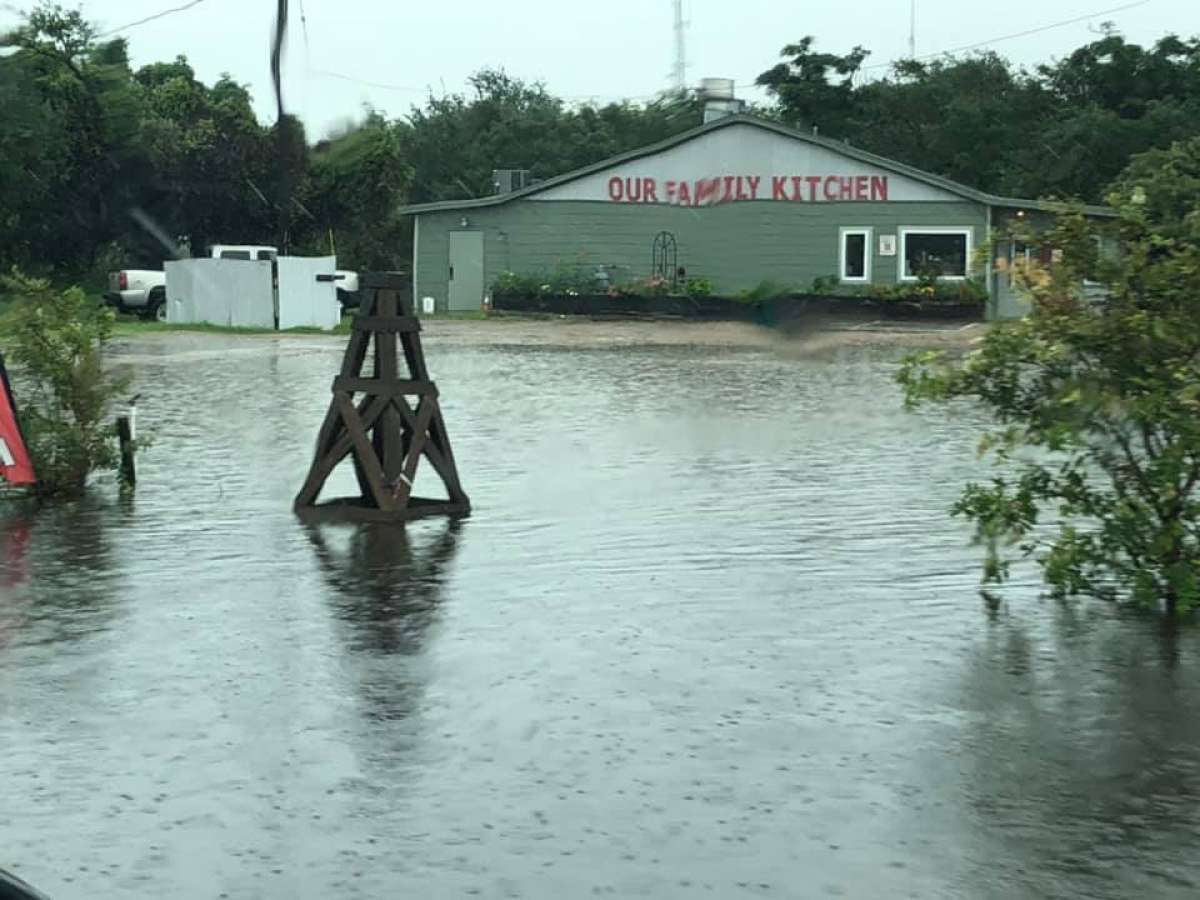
[308,522,462,724]
[0,332,1198,899]
[0,497,120,650]
[955,610,1200,897]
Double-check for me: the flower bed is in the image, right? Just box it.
[491,292,984,323]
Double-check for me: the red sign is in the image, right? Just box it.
[607,174,890,206]
[0,356,36,487]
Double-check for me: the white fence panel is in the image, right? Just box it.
[165,259,275,328]
[277,256,340,330]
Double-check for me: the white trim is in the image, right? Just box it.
[838,227,873,283]
[412,215,421,313]
[898,226,973,281]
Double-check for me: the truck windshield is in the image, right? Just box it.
[219,250,251,260]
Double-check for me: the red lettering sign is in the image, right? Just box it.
[603,173,893,203]
[696,178,721,206]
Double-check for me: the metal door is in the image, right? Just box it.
[277,255,340,330]
[448,232,484,311]
[993,241,1033,320]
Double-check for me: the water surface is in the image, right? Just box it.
[1,327,1198,899]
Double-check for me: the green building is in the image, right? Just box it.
[401,114,1110,320]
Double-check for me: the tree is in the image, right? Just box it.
[301,111,412,269]
[853,55,1053,196]
[1,269,129,496]
[898,138,1200,614]
[3,3,148,275]
[756,37,868,138]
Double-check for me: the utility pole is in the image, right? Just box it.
[908,0,916,59]
[672,0,687,93]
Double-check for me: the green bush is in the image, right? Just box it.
[810,274,841,294]
[871,275,988,305]
[0,269,130,497]
[684,277,714,298]
[492,265,599,297]
[736,280,794,303]
[618,275,671,298]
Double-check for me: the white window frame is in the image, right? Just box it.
[898,226,973,281]
[839,227,873,283]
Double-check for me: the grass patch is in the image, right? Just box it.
[110,315,355,337]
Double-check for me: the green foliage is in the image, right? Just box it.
[491,264,599,297]
[898,140,1200,614]
[736,280,794,303]
[810,274,840,294]
[758,33,1200,201]
[0,269,129,496]
[401,69,702,204]
[684,277,713,298]
[618,275,671,298]
[871,275,989,305]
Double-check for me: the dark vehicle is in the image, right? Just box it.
[0,869,51,900]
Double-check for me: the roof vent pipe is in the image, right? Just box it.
[699,77,744,123]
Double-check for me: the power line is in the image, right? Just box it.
[313,69,426,93]
[96,0,209,38]
[863,0,1152,70]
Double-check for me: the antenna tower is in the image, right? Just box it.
[672,0,687,93]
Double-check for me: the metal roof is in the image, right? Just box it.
[398,114,1116,218]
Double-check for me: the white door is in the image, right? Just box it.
[277,256,341,330]
[448,232,484,312]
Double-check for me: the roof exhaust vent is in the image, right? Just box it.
[699,78,744,123]
[493,169,532,195]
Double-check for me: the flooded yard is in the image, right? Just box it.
[2,321,1199,899]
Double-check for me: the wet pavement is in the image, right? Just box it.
[1,326,1199,899]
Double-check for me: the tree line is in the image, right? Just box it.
[1,2,1197,281]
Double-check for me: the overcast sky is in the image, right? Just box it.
[1,0,1193,137]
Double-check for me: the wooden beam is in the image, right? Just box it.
[333,377,437,396]
[360,272,409,291]
[336,394,394,511]
[353,316,420,334]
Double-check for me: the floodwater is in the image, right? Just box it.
[2,322,1199,899]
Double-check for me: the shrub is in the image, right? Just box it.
[872,275,988,305]
[492,271,543,297]
[810,274,840,294]
[619,275,671,298]
[684,277,714,297]
[0,269,129,497]
[736,280,794,303]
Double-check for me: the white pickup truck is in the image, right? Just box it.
[107,247,360,320]
[105,269,167,320]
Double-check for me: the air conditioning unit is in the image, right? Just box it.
[492,169,532,195]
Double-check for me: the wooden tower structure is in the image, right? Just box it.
[294,273,470,523]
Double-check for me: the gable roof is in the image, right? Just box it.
[399,114,1115,217]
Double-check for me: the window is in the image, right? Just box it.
[839,227,872,282]
[899,228,972,280]
[220,250,251,260]
[256,249,277,261]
